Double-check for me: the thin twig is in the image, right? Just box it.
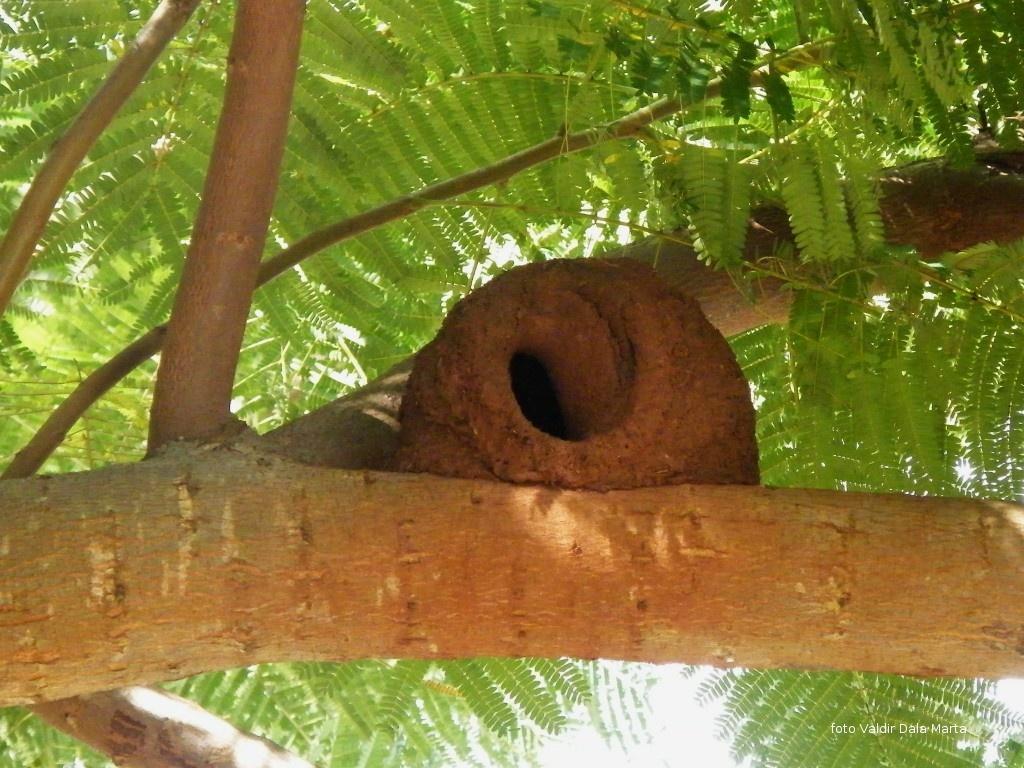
[259,40,830,283]
[0,0,203,317]
[2,327,165,478]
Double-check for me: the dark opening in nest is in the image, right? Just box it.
[508,352,572,441]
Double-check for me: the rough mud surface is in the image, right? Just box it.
[395,258,759,490]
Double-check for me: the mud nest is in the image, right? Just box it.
[395,258,759,490]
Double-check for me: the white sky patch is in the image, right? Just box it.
[954,457,976,483]
[483,234,527,272]
[539,669,1024,766]
[616,209,635,245]
[539,666,738,767]
[151,133,177,159]
[996,678,1024,717]
[23,296,55,317]
[579,205,644,255]
[326,368,364,389]
[334,320,366,346]
[749,382,765,411]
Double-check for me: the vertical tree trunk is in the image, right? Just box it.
[149,0,306,449]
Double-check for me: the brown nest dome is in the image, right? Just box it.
[395,258,759,490]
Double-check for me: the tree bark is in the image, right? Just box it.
[619,150,1024,333]
[257,360,411,471]
[1,447,1022,706]
[0,0,203,317]
[16,5,312,767]
[148,0,305,449]
[33,687,315,768]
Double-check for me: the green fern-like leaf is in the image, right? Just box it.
[678,144,751,267]
[721,38,758,120]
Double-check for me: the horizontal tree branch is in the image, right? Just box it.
[0,0,203,317]
[877,150,1024,256]
[620,150,1024,334]
[1,447,1022,706]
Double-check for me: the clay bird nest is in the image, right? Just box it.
[395,258,759,490]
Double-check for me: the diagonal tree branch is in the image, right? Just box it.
[33,688,316,768]
[0,0,203,317]
[148,0,306,450]
[255,40,827,283]
[2,326,167,480]
[6,149,1024,480]
[0,41,831,477]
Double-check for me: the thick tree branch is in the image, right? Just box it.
[2,331,316,768]
[619,150,1024,333]
[0,0,203,317]
[148,0,305,449]
[877,150,1024,256]
[257,360,411,470]
[33,688,315,768]
[1,448,1022,706]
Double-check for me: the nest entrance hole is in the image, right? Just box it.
[508,352,575,440]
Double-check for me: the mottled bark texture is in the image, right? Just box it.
[622,150,1024,334]
[1,449,1023,706]
[33,687,315,768]
[877,150,1024,257]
